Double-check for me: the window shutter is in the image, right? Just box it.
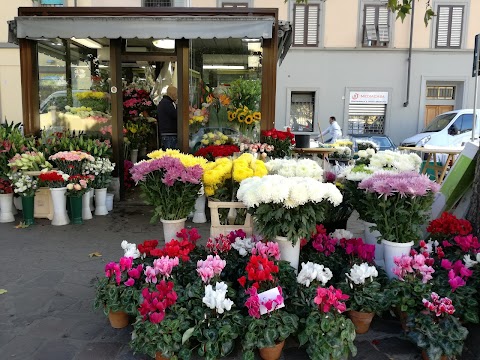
[436,6,450,47]
[450,6,464,47]
[377,7,389,42]
[364,6,377,41]
[293,5,306,45]
[306,5,319,46]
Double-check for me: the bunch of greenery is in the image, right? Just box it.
[0,121,27,180]
[227,78,261,111]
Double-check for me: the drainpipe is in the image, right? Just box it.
[403,0,415,107]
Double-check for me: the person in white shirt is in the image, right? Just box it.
[320,116,342,143]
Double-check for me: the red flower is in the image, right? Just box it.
[138,239,159,257]
[194,145,240,159]
[245,255,279,283]
[427,212,472,237]
[238,276,246,287]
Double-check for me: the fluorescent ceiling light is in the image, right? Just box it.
[203,65,245,70]
[242,38,261,42]
[248,42,262,53]
[152,39,175,50]
[71,37,102,49]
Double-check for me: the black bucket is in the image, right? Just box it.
[294,134,310,148]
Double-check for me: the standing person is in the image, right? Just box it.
[157,85,178,150]
[320,116,342,143]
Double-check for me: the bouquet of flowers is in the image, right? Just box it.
[75,91,109,113]
[0,178,13,194]
[407,293,468,360]
[227,106,261,136]
[261,128,295,158]
[37,170,70,188]
[65,175,92,197]
[189,105,209,134]
[358,171,440,243]
[123,86,156,119]
[194,144,240,162]
[8,151,52,172]
[124,118,155,150]
[237,175,342,245]
[82,158,115,189]
[49,151,95,176]
[0,121,27,182]
[265,158,323,180]
[130,156,203,222]
[200,130,234,147]
[9,173,37,197]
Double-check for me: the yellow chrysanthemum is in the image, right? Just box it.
[205,186,215,197]
[147,149,208,169]
[253,160,268,177]
[233,167,254,182]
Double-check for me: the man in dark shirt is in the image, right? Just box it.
[157,85,178,150]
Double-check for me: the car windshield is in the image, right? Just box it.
[370,136,392,147]
[423,113,457,132]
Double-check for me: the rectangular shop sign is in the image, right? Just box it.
[349,91,388,104]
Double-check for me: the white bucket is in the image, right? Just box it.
[106,193,114,212]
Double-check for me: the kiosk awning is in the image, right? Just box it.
[13,15,275,40]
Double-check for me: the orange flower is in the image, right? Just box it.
[219,94,231,106]
[206,94,214,104]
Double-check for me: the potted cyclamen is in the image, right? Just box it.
[358,171,439,278]
[342,263,388,334]
[0,178,15,223]
[10,173,37,225]
[83,157,115,216]
[407,292,468,360]
[130,156,203,242]
[298,285,357,360]
[65,175,91,224]
[237,174,342,271]
[38,170,70,226]
[94,254,144,329]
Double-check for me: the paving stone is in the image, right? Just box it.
[0,335,45,358]
[24,316,74,338]
[75,341,123,360]
[23,270,65,287]
[66,319,105,341]
[373,337,422,360]
[33,339,78,360]
[0,330,15,348]
[353,340,390,360]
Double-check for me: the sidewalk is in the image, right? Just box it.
[0,198,478,360]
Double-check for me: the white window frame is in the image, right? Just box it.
[357,0,394,48]
[290,0,325,48]
[217,0,252,7]
[286,87,321,135]
[430,0,469,49]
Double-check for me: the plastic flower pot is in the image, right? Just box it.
[130,149,139,163]
[21,195,35,225]
[192,194,207,223]
[0,193,15,223]
[382,239,414,279]
[94,188,108,216]
[50,187,70,226]
[82,191,92,220]
[275,236,301,272]
[68,196,83,225]
[259,340,285,360]
[161,218,186,243]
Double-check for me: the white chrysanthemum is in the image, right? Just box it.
[366,148,376,156]
[358,150,368,158]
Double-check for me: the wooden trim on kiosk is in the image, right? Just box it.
[17,6,279,153]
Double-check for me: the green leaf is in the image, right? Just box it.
[182,327,195,345]
[0,289,7,295]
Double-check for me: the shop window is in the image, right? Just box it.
[426,86,456,100]
[348,104,386,134]
[188,39,263,152]
[293,4,319,47]
[435,5,464,48]
[362,5,390,47]
[143,0,172,7]
[290,92,314,132]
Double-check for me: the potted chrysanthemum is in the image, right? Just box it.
[358,171,439,278]
[237,174,342,270]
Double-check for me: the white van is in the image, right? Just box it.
[400,109,480,148]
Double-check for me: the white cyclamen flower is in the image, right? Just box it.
[330,229,354,240]
[231,237,255,257]
[121,240,141,259]
[463,254,478,269]
[297,262,333,287]
[346,263,378,285]
[202,282,234,314]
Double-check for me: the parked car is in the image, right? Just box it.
[400,109,480,148]
[349,133,396,152]
[40,90,82,114]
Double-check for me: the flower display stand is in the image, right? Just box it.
[34,187,54,220]
[208,200,253,238]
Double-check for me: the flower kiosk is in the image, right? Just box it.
[9,6,283,199]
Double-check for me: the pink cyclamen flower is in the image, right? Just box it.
[144,266,158,284]
[119,257,133,272]
[153,256,179,279]
[124,278,135,287]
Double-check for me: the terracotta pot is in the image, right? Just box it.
[421,349,448,360]
[398,310,409,331]
[348,310,375,334]
[259,340,285,360]
[155,352,169,360]
[108,310,129,329]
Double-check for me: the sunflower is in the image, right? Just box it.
[228,111,235,121]
[244,114,254,125]
[237,111,247,123]
[253,112,261,120]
